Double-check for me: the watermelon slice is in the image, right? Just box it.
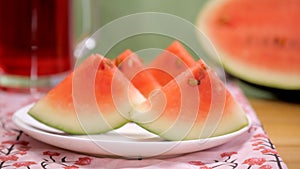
[29,54,145,134]
[132,59,249,140]
[28,41,248,141]
[197,0,300,89]
[149,41,196,86]
[114,49,161,97]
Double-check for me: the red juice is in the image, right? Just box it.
[0,0,73,77]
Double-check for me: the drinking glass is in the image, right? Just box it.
[0,0,93,92]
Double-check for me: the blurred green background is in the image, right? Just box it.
[73,0,207,59]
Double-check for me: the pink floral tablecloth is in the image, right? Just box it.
[0,84,287,169]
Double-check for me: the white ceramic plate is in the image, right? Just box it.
[13,104,251,159]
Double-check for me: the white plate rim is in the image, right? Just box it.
[12,103,251,158]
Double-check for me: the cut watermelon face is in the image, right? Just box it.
[132,59,248,140]
[28,41,248,141]
[149,41,196,86]
[197,0,300,89]
[113,49,161,97]
[29,54,145,134]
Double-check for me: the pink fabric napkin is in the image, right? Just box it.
[0,83,287,169]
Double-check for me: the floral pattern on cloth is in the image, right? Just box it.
[0,83,287,169]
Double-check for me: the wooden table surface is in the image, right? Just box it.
[249,98,300,169]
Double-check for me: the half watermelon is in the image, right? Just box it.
[197,0,300,90]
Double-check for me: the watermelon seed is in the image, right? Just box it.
[105,60,114,68]
[99,60,105,70]
[115,58,122,67]
[188,78,200,86]
[274,37,286,47]
[99,59,114,70]
[200,62,207,70]
[219,15,230,25]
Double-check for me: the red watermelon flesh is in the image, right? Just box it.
[149,41,196,86]
[132,59,248,140]
[29,54,145,134]
[197,0,300,89]
[114,49,161,97]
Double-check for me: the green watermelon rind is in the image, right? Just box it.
[28,110,129,135]
[134,116,249,141]
[221,54,300,90]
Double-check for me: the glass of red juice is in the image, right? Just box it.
[0,0,74,91]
